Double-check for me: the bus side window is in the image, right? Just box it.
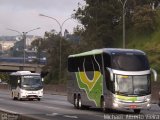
[103,53,111,68]
[68,57,81,72]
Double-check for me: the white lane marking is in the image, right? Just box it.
[46,113,59,116]
[95,114,105,118]
[64,115,78,119]
[0,108,20,114]
[16,102,28,105]
[46,113,79,119]
[24,114,50,120]
[41,100,69,105]
[13,101,62,111]
[45,106,61,110]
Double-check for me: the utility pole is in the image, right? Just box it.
[118,0,128,48]
[39,14,72,82]
[7,27,40,69]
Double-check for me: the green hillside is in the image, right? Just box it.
[127,10,160,81]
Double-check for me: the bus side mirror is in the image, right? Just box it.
[106,67,114,81]
[17,80,20,86]
[151,69,157,82]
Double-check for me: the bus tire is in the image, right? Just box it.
[101,97,106,112]
[134,109,141,114]
[77,95,82,109]
[73,94,78,108]
[37,98,41,101]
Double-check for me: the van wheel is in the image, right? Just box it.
[12,92,16,100]
[37,98,41,101]
[101,98,106,112]
[134,109,141,114]
[13,96,17,100]
[77,95,82,109]
[18,93,22,101]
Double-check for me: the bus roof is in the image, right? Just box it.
[10,71,40,76]
[68,48,145,58]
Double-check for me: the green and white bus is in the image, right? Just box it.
[67,48,157,113]
[10,71,43,101]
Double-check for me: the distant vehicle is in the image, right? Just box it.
[0,81,8,84]
[27,56,37,63]
[40,57,46,61]
[67,48,157,114]
[28,56,37,59]
[9,71,43,101]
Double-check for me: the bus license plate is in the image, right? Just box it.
[130,105,137,109]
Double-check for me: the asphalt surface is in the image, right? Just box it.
[0,90,160,120]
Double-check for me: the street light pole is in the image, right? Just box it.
[39,14,72,82]
[22,32,26,65]
[7,27,40,68]
[119,0,128,48]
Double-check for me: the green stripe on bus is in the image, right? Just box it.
[76,72,103,107]
[115,95,137,102]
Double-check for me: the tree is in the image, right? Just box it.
[131,5,157,34]
[31,31,83,84]
[0,72,10,83]
[74,0,158,48]
[74,0,122,49]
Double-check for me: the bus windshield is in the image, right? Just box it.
[21,76,42,89]
[115,75,150,96]
[112,54,149,71]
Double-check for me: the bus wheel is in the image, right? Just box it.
[134,109,141,114]
[37,98,41,101]
[101,98,106,112]
[77,95,82,109]
[73,95,78,108]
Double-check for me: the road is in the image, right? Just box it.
[0,57,46,65]
[0,90,159,120]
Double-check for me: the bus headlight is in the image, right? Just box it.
[38,90,43,95]
[113,102,119,108]
[146,98,150,102]
[147,104,150,107]
[113,98,119,108]
[20,89,25,94]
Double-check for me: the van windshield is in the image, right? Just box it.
[21,76,42,90]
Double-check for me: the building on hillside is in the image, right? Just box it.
[26,35,40,48]
[0,40,16,51]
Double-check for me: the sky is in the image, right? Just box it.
[0,0,85,37]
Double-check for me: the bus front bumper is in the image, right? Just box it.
[112,100,151,110]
